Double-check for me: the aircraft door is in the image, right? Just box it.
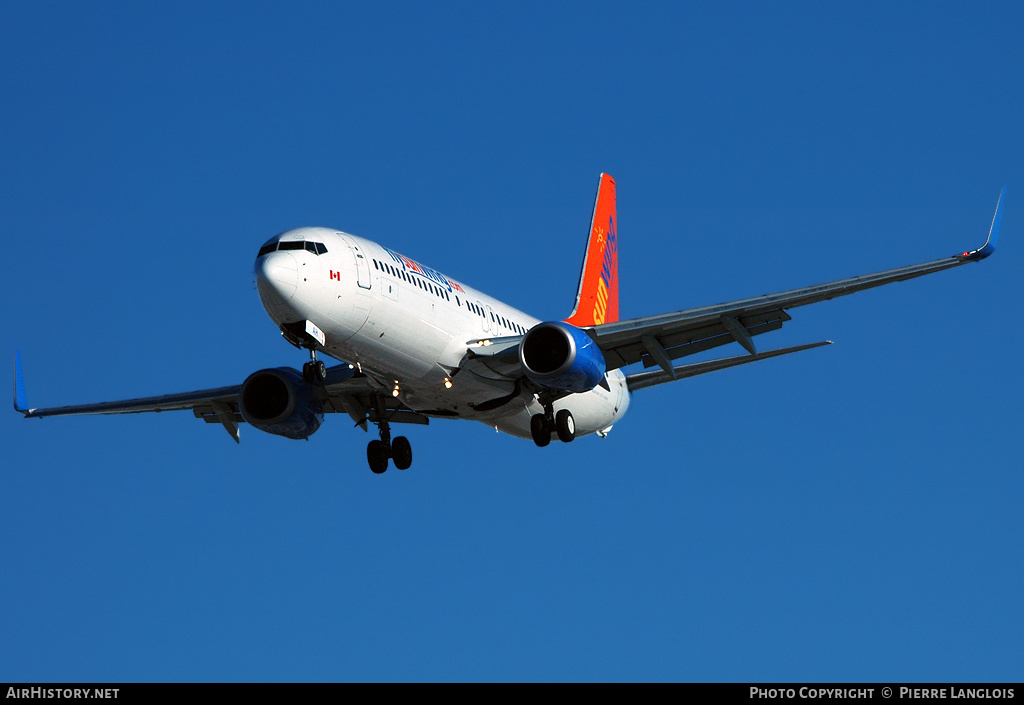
[485,304,494,334]
[340,235,372,290]
[475,301,489,333]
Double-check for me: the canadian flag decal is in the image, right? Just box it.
[330,271,341,281]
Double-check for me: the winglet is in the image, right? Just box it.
[960,186,1005,261]
[14,350,28,414]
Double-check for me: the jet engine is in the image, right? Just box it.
[238,368,324,439]
[519,321,607,393]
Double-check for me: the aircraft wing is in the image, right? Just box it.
[13,352,424,442]
[14,351,241,419]
[14,360,246,441]
[590,188,1004,376]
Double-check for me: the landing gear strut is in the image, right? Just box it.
[365,398,413,473]
[531,402,575,447]
[302,348,327,385]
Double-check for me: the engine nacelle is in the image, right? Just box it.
[519,321,607,393]
[238,368,324,439]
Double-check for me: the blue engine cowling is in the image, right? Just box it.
[519,321,607,393]
[238,367,323,439]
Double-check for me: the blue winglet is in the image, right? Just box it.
[963,186,1005,261]
[13,350,30,414]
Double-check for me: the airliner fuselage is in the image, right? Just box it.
[254,227,631,441]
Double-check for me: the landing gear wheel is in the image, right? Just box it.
[307,360,327,383]
[367,440,389,474]
[302,360,327,384]
[531,414,551,447]
[555,409,575,443]
[392,436,412,470]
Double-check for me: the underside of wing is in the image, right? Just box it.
[16,357,244,442]
[320,371,431,430]
[13,352,425,442]
[625,341,832,391]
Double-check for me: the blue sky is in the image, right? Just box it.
[2,2,1022,682]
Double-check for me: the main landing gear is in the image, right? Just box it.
[302,349,327,385]
[531,404,575,447]
[366,414,413,474]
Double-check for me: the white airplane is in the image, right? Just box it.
[14,175,1004,473]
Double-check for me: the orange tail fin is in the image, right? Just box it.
[565,173,618,327]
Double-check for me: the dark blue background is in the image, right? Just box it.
[2,2,1021,681]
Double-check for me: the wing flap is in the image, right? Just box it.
[604,309,792,369]
[626,341,832,392]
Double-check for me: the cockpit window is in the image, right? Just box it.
[258,240,328,257]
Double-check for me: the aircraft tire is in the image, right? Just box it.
[555,409,575,443]
[530,414,550,447]
[392,436,412,470]
[367,440,389,474]
[303,360,327,384]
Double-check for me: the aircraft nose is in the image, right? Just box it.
[255,251,298,303]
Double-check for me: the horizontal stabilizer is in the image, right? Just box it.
[626,341,832,392]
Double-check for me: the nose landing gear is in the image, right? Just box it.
[302,349,327,385]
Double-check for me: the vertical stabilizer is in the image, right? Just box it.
[565,173,618,327]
